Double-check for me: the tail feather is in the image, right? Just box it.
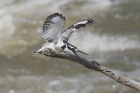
[72,50,83,61]
[65,41,89,56]
[76,49,89,56]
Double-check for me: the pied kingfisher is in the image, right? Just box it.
[34,13,96,60]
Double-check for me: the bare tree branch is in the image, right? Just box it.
[41,48,140,91]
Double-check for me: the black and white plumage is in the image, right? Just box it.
[42,13,65,43]
[34,13,96,60]
[62,18,96,42]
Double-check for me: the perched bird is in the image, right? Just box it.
[34,13,96,60]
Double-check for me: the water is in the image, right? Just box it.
[0,0,140,93]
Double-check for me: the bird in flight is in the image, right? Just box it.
[34,13,96,60]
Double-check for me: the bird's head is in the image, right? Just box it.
[33,46,57,57]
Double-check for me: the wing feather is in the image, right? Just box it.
[42,13,65,42]
[62,18,96,41]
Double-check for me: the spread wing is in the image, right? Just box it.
[42,13,65,43]
[62,18,96,41]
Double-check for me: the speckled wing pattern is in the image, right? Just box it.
[62,18,96,41]
[42,13,65,43]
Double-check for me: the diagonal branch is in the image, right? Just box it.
[41,48,140,91]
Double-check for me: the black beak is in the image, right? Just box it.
[33,51,42,54]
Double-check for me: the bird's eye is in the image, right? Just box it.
[38,51,42,54]
[48,39,54,43]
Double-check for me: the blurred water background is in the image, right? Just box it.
[0,0,140,93]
